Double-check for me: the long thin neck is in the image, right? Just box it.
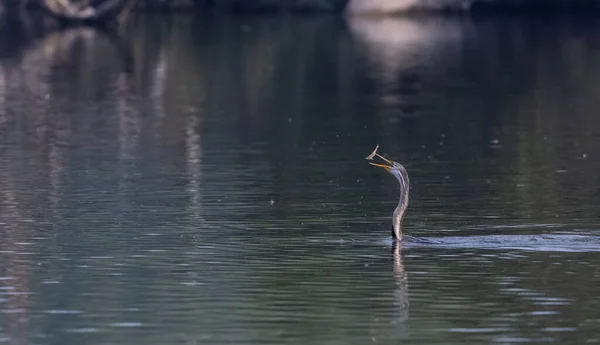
[392,168,409,241]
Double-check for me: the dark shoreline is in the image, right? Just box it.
[6,0,600,19]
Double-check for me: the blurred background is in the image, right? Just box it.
[1,3,600,345]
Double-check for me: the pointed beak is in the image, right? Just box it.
[369,162,392,171]
[368,153,394,171]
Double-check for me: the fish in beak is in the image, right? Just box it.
[365,144,394,171]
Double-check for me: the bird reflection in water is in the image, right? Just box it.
[365,145,410,242]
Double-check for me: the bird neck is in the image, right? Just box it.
[392,204,405,241]
[392,171,409,241]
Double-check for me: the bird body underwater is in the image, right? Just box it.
[365,146,410,241]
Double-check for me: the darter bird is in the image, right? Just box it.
[366,145,410,241]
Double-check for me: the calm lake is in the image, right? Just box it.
[1,13,600,345]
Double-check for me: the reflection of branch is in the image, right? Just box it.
[186,111,203,220]
[116,72,140,164]
[116,0,138,24]
[94,0,136,21]
[0,154,31,345]
[48,112,70,209]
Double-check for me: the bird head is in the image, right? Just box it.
[367,152,407,178]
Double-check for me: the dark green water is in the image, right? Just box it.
[1,14,600,345]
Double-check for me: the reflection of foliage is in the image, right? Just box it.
[0,0,138,23]
[41,0,138,21]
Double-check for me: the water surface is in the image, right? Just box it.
[1,15,600,345]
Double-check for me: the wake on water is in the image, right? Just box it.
[400,234,600,252]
